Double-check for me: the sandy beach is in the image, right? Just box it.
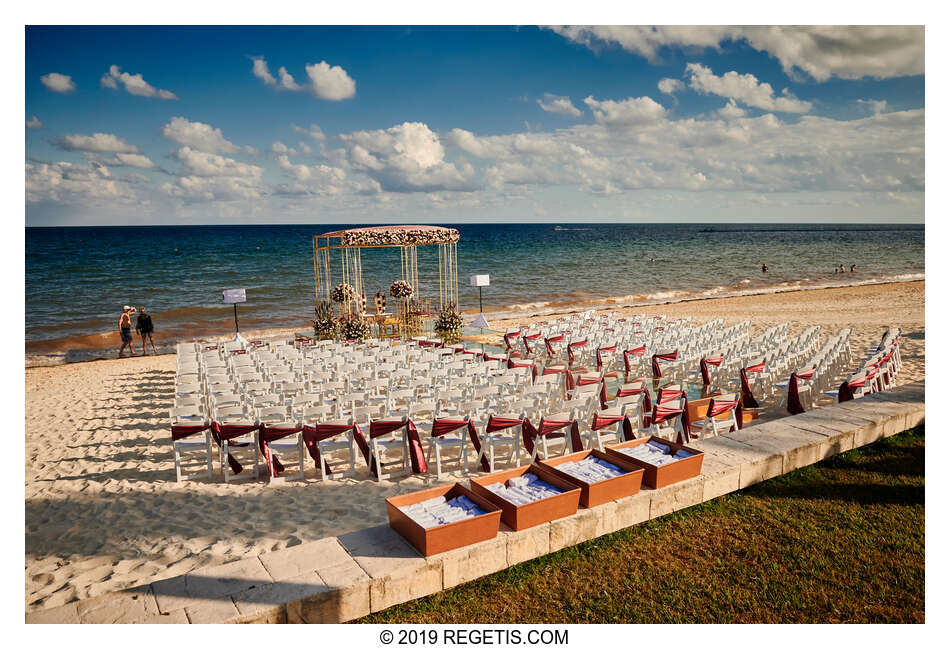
[24,280,924,613]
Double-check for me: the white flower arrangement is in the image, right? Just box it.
[331,283,356,304]
[390,280,414,299]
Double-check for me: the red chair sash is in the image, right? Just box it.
[596,345,617,371]
[479,416,525,472]
[623,347,647,373]
[504,331,522,350]
[523,332,542,355]
[615,386,652,426]
[301,422,366,476]
[786,367,816,416]
[484,353,508,362]
[521,418,583,456]
[739,362,765,409]
[838,372,873,402]
[231,348,247,355]
[567,339,588,365]
[368,419,427,474]
[705,398,742,431]
[211,422,260,475]
[259,423,303,477]
[651,351,678,378]
[543,365,575,391]
[544,334,565,356]
[699,356,723,385]
[576,374,609,409]
[431,418,482,470]
[650,404,690,444]
[171,423,209,442]
[591,413,636,441]
[507,358,539,380]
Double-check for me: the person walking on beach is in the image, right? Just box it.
[118,306,136,358]
[136,306,157,355]
[839,264,845,273]
[762,263,768,273]
[850,264,857,273]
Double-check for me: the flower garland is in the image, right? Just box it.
[339,315,370,342]
[339,227,459,247]
[331,283,356,304]
[389,280,414,299]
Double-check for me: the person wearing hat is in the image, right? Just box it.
[118,306,136,358]
[136,306,157,355]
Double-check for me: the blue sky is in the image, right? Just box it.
[25,25,925,225]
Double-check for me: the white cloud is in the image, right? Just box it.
[298,141,313,154]
[685,63,812,113]
[161,176,264,202]
[58,132,139,153]
[717,99,747,120]
[340,122,476,192]
[537,94,582,118]
[173,147,263,179]
[292,124,328,143]
[547,26,924,82]
[40,72,76,93]
[583,95,668,126]
[658,78,685,95]
[252,58,277,86]
[271,141,298,156]
[100,65,177,100]
[278,67,301,91]
[161,117,241,154]
[857,99,888,115]
[26,115,42,129]
[26,160,138,204]
[305,61,356,100]
[114,153,156,169]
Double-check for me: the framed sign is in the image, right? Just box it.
[469,274,490,287]
[222,288,247,304]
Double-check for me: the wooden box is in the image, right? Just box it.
[604,436,704,489]
[538,449,644,508]
[385,483,502,557]
[469,465,581,531]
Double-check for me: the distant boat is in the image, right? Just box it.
[553,226,566,231]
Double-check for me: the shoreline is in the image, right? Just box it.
[25,277,925,368]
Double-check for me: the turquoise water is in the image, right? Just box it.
[25,223,924,361]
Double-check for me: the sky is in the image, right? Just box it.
[24,25,926,225]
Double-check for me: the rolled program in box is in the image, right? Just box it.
[386,483,502,557]
[469,465,581,531]
[605,436,704,489]
[538,449,645,508]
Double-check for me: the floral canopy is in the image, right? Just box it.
[312,225,460,319]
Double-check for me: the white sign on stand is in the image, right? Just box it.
[222,288,247,336]
[222,288,247,304]
[469,275,490,287]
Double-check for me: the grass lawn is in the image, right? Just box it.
[360,426,924,624]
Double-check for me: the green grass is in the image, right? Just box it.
[360,427,925,624]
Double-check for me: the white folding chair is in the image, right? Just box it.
[169,406,213,482]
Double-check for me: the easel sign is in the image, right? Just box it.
[222,288,247,335]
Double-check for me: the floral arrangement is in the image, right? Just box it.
[434,304,464,334]
[339,226,460,247]
[389,280,414,299]
[331,283,356,304]
[312,301,337,339]
[338,315,370,341]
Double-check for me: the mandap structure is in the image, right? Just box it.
[312,225,460,337]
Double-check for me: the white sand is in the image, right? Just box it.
[25,281,924,612]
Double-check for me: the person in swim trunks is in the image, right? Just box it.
[118,306,136,358]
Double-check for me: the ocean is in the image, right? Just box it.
[25,223,924,365]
